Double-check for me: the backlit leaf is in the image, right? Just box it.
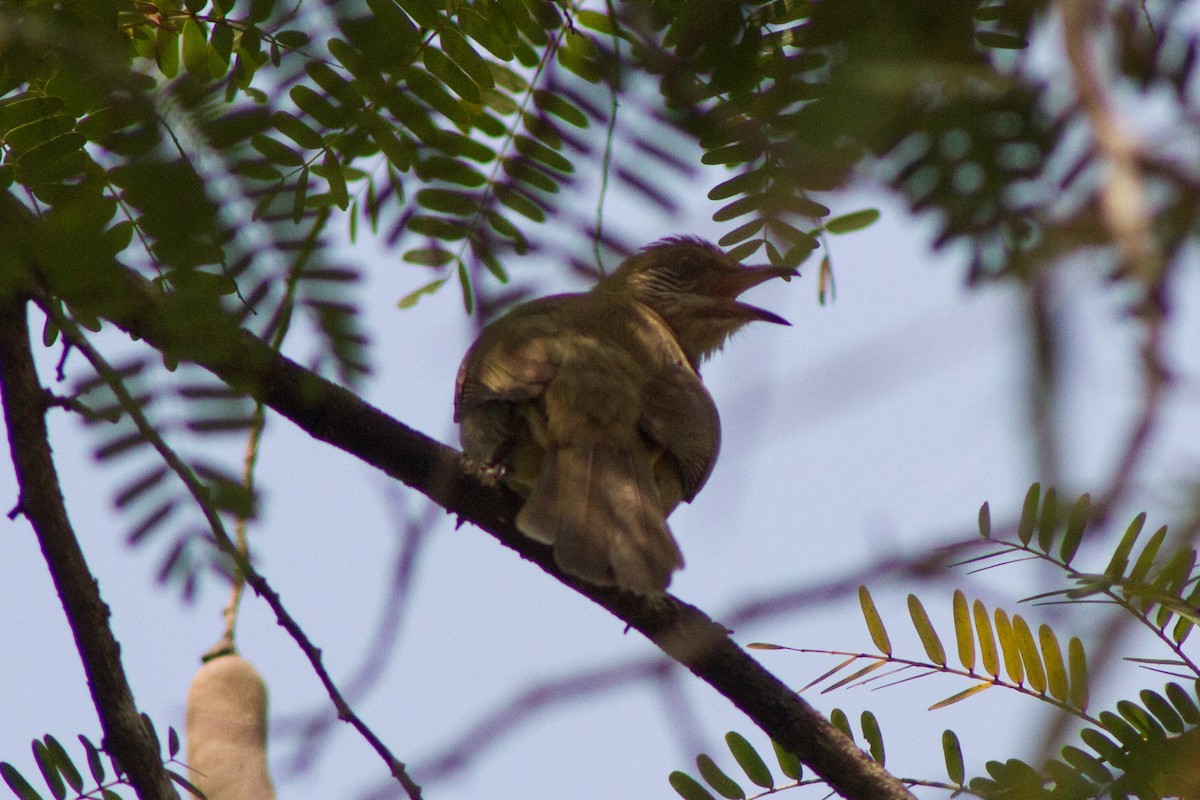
[1012,615,1046,694]
[908,594,946,666]
[994,609,1023,685]
[974,600,999,678]
[858,585,891,656]
[952,590,975,672]
[1039,624,1068,702]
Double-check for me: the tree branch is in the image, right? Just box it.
[52,260,914,800]
[0,297,179,800]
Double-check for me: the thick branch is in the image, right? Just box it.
[62,264,912,800]
[0,298,179,800]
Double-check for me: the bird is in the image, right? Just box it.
[454,236,795,594]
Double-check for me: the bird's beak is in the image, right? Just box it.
[715,265,796,326]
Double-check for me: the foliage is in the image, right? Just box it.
[0,724,198,800]
[670,484,1200,798]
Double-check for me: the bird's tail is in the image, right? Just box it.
[515,443,684,594]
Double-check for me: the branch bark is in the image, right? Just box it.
[42,260,913,800]
[0,298,179,800]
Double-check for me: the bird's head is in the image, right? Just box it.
[597,236,795,366]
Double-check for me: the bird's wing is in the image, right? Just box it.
[638,364,721,503]
[454,301,568,463]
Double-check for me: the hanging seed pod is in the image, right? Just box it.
[185,653,276,800]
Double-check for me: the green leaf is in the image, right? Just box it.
[0,763,42,800]
[420,155,485,186]
[397,276,449,308]
[861,711,884,764]
[824,208,879,234]
[41,737,80,794]
[512,134,573,174]
[32,740,64,800]
[907,594,946,666]
[929,681,993,710]
[1036,485,1058,553]
[439,29,494,89]
[274,29,310,48]
[1100,709,1144,747]
[306,62,363,109]
[360,111,412,172]
[251,133,304,166]
[725,732,772,789]
[403,247,455,267]
[273,111,323,149]
[1140,690,1184,733]
[182,18,209,74]
[575,9,613,33]
[942,730,965,785]
[669,771,716,800]
[395,0,440,27]
[1060,493,1090,564]
[290,85,347,129]
[416,187,478,215]
[322,151,349,209]
[532,90,588,128]
[1016,483,1040,545]
[829,708,853,742]
[770,740,802,781]
[1060,745,1112,784]
[4,114,74,152]
[952,590,975,672]
[165,768,206,798]
[78,736,104,783]
[974,600,999,678]
[1126,523,1166,594]
[1068,637,1088,711]
[713,194,763,223]
[718,218,766,248]
[978,501,991,538]
[156,27,180,79]
[1012,615,1046,694]
[424,47,481,103]
[405,66,470,127]
[0,95,65,136]
[993,609,1024,684]
[494,184,546,222]
[1039,624,1068,702]
[695,755,744,800]
[858,585,891,656]
[1105,511,1146,578]
[708,170,769,202]
[293,165,309,222]
[456,259,474,315]
[1165,682,1198,724]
